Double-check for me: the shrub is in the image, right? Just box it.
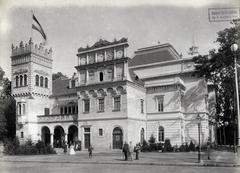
[141,139,150,152]
[35,140,47,154]
[46,144,56,154]
[164,139,172,152]
[148,134,156,151]
[189,141,196,151]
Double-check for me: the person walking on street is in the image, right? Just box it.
[206,141,211,160]
[135,143,141,160]
[129,141,134,161]
[88,145,94,158]
[122,141,129,161]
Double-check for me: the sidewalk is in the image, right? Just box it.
[0,148,239,167]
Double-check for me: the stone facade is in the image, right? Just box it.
[11,38,216,150]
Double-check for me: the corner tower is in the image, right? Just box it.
[11,38,53,144]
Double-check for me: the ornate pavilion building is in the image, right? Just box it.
[11,38,216,150]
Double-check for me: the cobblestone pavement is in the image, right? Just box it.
[0,148,239,167]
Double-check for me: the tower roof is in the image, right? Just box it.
[51,77,77,97]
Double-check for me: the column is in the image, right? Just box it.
[64,133,68,143]
[50,133,54,147]
[124,47,127,57]
[95,51,97,62]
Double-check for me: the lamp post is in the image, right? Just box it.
[231,43,239,157]
[196,114,202,163]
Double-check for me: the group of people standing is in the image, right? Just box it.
[122,141,141,161]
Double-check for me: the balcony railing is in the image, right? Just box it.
[37,114,78,122]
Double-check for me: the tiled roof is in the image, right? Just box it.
[51,77,77,97]
[128,69,144,87]
[129,44,181,67]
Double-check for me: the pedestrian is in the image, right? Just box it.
[206,141,211,160]
[122,141,129,161]
[128,141,134,161]
[135,143,140,160]
[88,145,94,158]
[63,142,67,154]
[69,142,75,155]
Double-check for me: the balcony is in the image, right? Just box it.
[37,114,78,122]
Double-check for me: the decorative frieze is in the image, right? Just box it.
[37,114,78,122]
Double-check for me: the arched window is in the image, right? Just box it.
[35,75,39,86]
[99,72,103,82]
[140,128,144,144]
[16,76,19,87]
[24,74,27,86]
[45,77,48,88]
[23,104,25,115]
[158,126,164,142]
[40,76,44,87]
[18,104,21,115]
[20,75,23,86]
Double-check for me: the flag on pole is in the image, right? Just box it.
[32,14,47,40]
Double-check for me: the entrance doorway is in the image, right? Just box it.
[54,126,64,148]
[112,127,123,149]
[41,126,50,146]
[68,125,78,144]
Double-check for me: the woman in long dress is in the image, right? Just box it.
[69,143,75,155]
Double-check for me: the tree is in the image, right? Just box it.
[0,67,16,140]
[193,19,240,145]
[52,72,68,81]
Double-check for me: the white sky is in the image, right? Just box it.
[0,0,239,79]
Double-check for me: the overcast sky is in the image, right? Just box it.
[0,0,239,79]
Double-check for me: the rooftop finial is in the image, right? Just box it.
[188,30,199,56]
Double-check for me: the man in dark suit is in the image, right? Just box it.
[123,141,129,160]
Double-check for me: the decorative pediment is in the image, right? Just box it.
[34,70,49,76]
[14,69,28,75]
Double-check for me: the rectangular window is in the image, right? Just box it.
[68,106,72,114]
[64,107,68,114]
[98,98,104,111]
[44,108,49,115]
[158,101,164,112]
[84,128,90,133]
[60,107,64,114]
[71,80,75,88]
[84,100,90,112]
[72,106,76,114]
[99,129,103,136]
[21,132,24,138]
[141,99,144,113]
[114,97,121,110]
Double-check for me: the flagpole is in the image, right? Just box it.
[31,10,33,40]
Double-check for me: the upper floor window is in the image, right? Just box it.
[98,98,105,112]
[99,72,104,82]
[35,75,39,86]
[141,99,144,113]
[18,104,21,115]
[114,96,121,110]
[16,76,19,87]
[20,75,23,86]
[22,104,25,115]
[40,76,44,87]
[158,126,164,142]
[154,95,164,112]
[45,77,48,88]
[84,99,90,112]
[24,74,27,86]
[71,80,75,88]
[44,108,49,115]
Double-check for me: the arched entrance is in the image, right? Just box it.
[54,126,65,148]
[68,125,78,144]
[112,127,123,149]
[42,126,50,146]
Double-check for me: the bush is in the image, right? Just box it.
[163,139,173,152]
[3,137,56,155]
[141,139,150,152]
[148,134,156,151]
[189,141,196,151]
